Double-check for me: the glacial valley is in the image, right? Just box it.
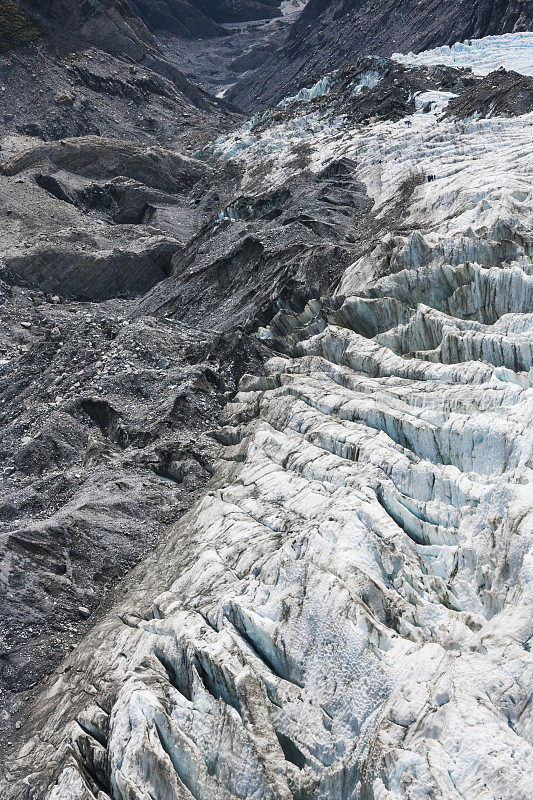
[0,3,532,800]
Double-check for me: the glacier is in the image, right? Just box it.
[392,32,533,77]
[2,33,533,800]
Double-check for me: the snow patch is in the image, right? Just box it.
[414,90,457,114]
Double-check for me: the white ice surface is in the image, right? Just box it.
[280,75,332,106]
[393,32,533,76]
[414,90,457,113]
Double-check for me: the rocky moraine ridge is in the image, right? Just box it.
[0,21,532,800]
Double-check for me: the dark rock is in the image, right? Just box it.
[129,0,283,37]
[54,93,74,106]
[444,68,533,118]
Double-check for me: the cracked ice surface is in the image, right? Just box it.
[5,40,533,800]
[392,32,533,77]
[211,55,533,302]
[41,253,533,800]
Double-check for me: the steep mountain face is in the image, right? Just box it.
[19,0,157,55]
[228,0,533,110]
[19,0,282,41]
[128,0,283,38]
[1,34,532,800]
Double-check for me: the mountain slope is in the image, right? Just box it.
[19,0,156,56]
[228,0,533,110]
[128,0,283,38]
[0,0,41,52]
[0,0,239,146]
[19,0,283,42]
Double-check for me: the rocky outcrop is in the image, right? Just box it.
[228,0,533,110]
[443,68,533,118]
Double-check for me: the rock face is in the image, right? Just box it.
[228,0,533,110]
[130,0,282,35]
[1,1,238,147]
[20,0,282,42]
[2,35,532,800]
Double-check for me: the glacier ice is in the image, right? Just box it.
[2,36,533,800]
[28,246,533,800]
[392,32,533,77]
